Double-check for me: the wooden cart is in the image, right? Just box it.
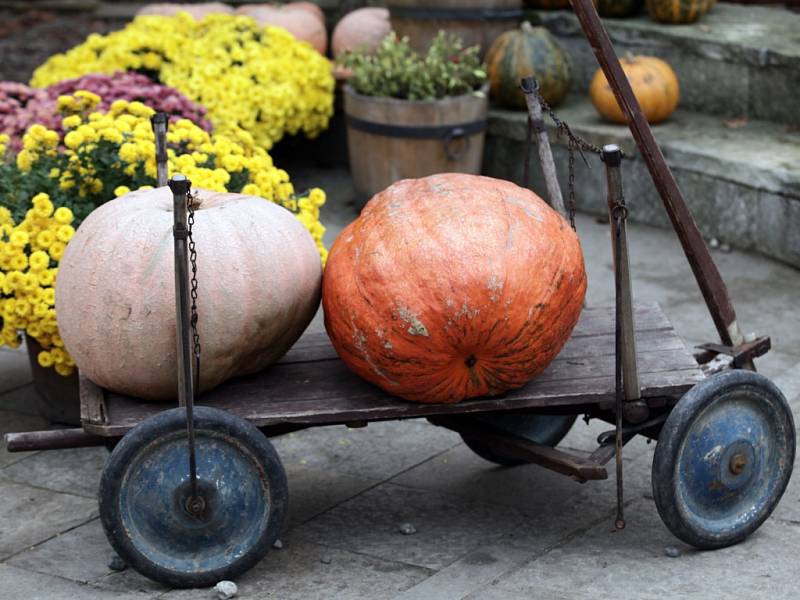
[5,0,796,589]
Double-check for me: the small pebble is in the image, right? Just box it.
[709,237,720,249]
[320,554,332,564]
[398,522,417,535]
[108,555,127,572]
[719,243,731,253]
[214,580,238,600]
[664,546,681,558]
[272,539,283,550]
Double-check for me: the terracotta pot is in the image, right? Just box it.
[25,335,80,426]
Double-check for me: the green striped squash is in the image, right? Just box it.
[598,0,644,18]
[486,22,572,110]
[646,0,716,23]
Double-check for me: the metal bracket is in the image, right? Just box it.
[695,336,771,369]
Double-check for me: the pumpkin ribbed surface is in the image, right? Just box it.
[589,55,679,124]
[646,0,715,23]
[322,173,586,405]
[486,22,572,110]
[56,187,322,401]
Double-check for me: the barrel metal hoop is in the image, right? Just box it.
[345,116,486,140]
[388,7,524,20]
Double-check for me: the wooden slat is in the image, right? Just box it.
[84,302,703,437]
[79,374,107,425]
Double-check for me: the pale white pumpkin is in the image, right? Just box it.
[56,187,322,401]
[136,3,235,18]
[236,4,328,54]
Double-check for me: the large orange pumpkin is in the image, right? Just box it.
[322,173,586,404]
[56,187,322,401]
[236,3,328,54]
[589,55,679,124]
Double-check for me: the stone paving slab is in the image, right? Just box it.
[0,480,97,560]
[0,564,155,600]
[7,517,113,584]
[283,463,381,526]
[293,482,529,571]
[159,533,433,600]
[0,409,45,468]
[1,446,108,499]
[271,420,461,482]
[472,499,800,600]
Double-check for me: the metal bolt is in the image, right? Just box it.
[185,495,206,516]
[729,453,747,475]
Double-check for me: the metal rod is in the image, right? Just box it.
[5,429,109,452]
[603,144,640,401]
[169,174,198,501]
[569,0,748,357]
[151,112,169,187]
[613,203,626,531]
[520,77,568,218]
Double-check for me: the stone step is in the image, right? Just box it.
[482,95,800,267]
[526,4,800,127]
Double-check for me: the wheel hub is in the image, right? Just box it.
[719,440,756,491]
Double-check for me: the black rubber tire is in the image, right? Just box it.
[99,406,288,588]
[461,413,577,466]
[652,370,795,550]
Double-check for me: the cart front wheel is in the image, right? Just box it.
[461,413,577,466]
[652,370,795,550]
[99,406,287,588]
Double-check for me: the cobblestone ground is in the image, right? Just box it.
[1,165,798,599]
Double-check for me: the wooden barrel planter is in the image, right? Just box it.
[25,335,80,426]
[386,0,523,57]
[343,84,489,205]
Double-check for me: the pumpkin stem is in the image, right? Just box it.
[521,21,534,34]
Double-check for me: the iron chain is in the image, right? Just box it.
[187,190,201,390]
[529,86,627,231]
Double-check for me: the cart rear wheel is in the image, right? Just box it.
[461,413,577,466]
[652,370,795,550]
[99,406,287,588]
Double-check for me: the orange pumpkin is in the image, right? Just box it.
[332,7,391,57]
[322,173,586,404]
[589,55,679,124]
[236,3,328,54]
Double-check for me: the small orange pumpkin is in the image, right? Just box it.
[589,55,679,124]
[322,173,586,405]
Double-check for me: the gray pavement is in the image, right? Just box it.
[1,165,798,599]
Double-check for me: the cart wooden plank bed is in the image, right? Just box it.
[79,302,703,438]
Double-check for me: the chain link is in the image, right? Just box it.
[186,190,201,389]
[529,86,627,232]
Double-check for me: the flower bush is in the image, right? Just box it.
[0,92,328,374]
[31,12,335,149]
[1,73,210,153]
[0,82,58,153]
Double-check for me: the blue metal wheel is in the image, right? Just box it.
[460,413,577,466]
[99,406,287,588]
[652,370,795,549]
